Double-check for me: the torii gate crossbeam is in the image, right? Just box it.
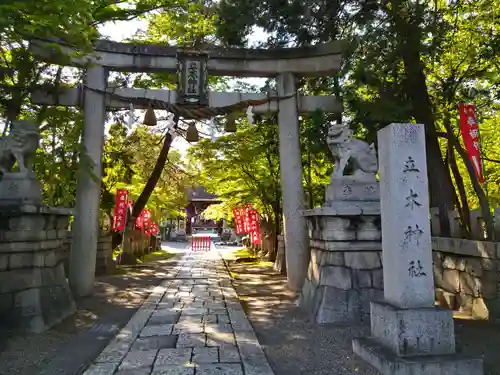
[31,40,343,296]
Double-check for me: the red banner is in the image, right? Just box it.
[151,223,159,235]
[248,209,261,245]
[135,211,143,229]
[143,209,151,229]
[232,207,245,235]
[459,104,484,183]
[243,204,253,234]
[112,189,129,232]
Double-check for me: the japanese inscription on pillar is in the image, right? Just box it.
[402,155,427,276]
[176,52,209,107]
[378,123,435,308]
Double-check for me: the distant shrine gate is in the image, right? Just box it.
[31,39,343,296]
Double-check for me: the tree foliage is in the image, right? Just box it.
[1,1,201,235]
[188,119,282,235]
[214,0,500,237]
[102,123,190,227]
[3,0,500,242]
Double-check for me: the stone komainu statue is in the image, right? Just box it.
[327,123,378,181]
[0,120,40,175]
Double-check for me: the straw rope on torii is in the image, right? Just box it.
[81,84,297,121]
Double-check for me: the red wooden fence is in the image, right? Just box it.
[191,236,211,251]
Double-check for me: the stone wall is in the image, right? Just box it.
[61,232,114,276]
[0,207,75,332]
[301,240,383,323]
[299,213,382,324]
[433,237,500,320]
[273,235,286,275]
[297,234,500,322]
[430,206,500,240]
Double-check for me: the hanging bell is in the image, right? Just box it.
[186,122,199,142]
[224,112,238,132]
[143,103,157,126]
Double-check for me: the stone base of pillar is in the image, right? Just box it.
[353,300,483,375]
[299,208,382,324]
[353,337,482,375]
[0,206,75,333]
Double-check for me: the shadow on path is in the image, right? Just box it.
[0,244,186,375]
[225,257,500,375]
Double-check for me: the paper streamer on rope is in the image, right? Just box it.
[166,115,176,138]
[209,117,216,141]
[127,103,134,129]
[246,106,254,126]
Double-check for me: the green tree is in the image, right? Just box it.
[214,0,500,237]
[188,119,282,255]
[102,123,190,230]
[34,107,83,206]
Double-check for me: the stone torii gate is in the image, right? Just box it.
[31,39,343,296]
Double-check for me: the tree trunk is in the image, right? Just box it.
[389,0,455,234]
[132,132,174,218]
[307,150,313,209]
[437,132,493,239]
[112,124,177,249]
[271,200,282,261]
[452,140,493,239]
[443,114,471,235]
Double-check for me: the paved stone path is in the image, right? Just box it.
[83,250,274,375]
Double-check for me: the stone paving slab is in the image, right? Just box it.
[83,251,274,375]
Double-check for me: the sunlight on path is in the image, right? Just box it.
[82,250,274,375]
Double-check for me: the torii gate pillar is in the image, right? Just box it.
[69,66,108,297]
[277,72,309,291]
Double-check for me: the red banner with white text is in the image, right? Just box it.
[243,204,253,234]
[248,208,261,245]
[232,208,245,235]
[135,211,143,230]
[143,209,151,229]
[151,223,159,236]
[143,209,152,234]
[112,189,129,232]
[459,104,484,184]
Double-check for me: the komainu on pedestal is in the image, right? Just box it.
[0,120,75,333]
[299,123,383,324]
[0,120,43,206]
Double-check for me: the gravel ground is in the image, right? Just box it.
[223,253,500,375]
[0,255,179,375]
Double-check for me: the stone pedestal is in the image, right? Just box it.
[353,123,483,374]
[0,172,42,206]
[326,177,380,204]
[0,205,76,333]
[300,205,383,323]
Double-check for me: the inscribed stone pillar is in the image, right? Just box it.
[378,123,435,308]
[277,72,309,291]
[353,123,483,375]
[69,66,108,297]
